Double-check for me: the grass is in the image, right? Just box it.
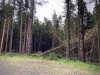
[0,53,39,59]
[0,53,100,72]
[57,58,100,71]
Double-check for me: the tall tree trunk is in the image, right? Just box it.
[5,18,10,53]
[26,0,34,55]
[0,19,6,54]
[78,0,85,62]
[19,0,23,54]
[34,34,36,52]
[38,31,42,50]
[9,25,13,53]
[22,18,27,54]
[52,33,55,48]
[96,0,100,64]
[9,0,15,53]
[52,16,56,49]
[22,29,26,54]
[65,0,70,58]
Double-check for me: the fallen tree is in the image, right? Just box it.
[41,24,98,59]
[41,44,78,56]
[41,45,64,56]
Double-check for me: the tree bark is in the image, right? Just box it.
[26,0,34,55]
[78,0,85,62]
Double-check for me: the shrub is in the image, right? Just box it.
[43,53,58,60]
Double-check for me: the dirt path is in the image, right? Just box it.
[0,58,99,75]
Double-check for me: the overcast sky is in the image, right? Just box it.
[36,0,95,22]
[36,0,65,22]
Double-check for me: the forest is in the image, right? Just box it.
[0,0,100,64]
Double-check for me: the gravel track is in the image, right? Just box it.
[0,58,99,75]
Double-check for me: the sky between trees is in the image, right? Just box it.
[36,0,95,22]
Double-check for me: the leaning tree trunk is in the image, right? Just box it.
[26,0,34,55]
[78,0,85,62]
[0,19,6,54]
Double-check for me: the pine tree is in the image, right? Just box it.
[78,0,85,62]
[26,0,34,55]
[65,0,70,58]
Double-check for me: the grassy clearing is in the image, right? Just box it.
[0,53,100,72]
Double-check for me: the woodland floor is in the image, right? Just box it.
[0,57,100,75]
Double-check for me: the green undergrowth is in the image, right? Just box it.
[0,53,100,71]
[0,53,40,60]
